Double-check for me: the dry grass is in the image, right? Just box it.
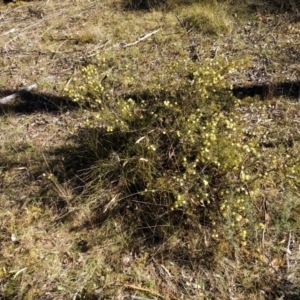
[1,0,300,299]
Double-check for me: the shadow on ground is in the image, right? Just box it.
[35,79,300,217]
[233,80,300,100]
[1,80,299,116]
[0,89,78,114]
[47,123,300,297]
[270,279,300,300]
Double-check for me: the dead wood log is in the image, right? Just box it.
[0,83,39,104]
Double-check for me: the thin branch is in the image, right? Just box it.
[130,296,156,300]
[122,283,163,299]
[86,40,111,58]
[262,199,270,249]
[0,83,39,104]
[105,281,163,299]
[122,29,161,48]
[262,225,266,249]
[286,231,292,271]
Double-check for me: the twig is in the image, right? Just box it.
[86,39,111,58]
[122,29,161,48]
[173,13,185,29]
[130,296,156,300]
[262,225,266,249]
[104,281,179,300]
[2,28,17,36]
[286,231,292,271]
[0,83,39,104]
[6,19,47,44]
[262,199,270,249]
[121,283,163,299]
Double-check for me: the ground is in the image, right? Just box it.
[1,0,300,299]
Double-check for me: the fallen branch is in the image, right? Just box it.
[0,83,39,104]
[122,29,161,48]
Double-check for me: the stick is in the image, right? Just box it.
[130,296,156,300]
[286,231,292,271]
[123,284,163,298]
[122,29,161,48]
[0,83,39,104]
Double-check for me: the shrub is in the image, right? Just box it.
[66,48,300,260]
[67,53,242,233]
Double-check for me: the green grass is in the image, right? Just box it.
[1,0,300,299]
